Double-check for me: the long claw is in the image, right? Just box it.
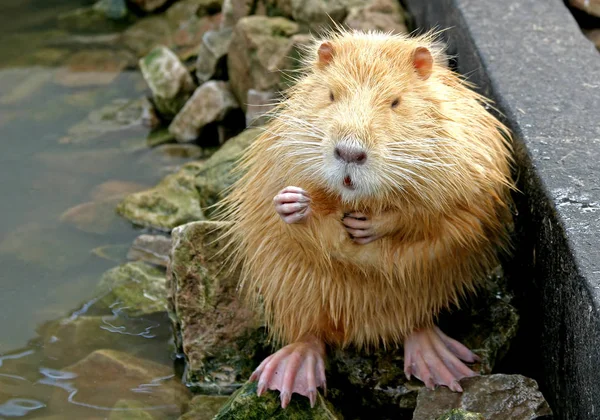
[280,391,291,408]
[257,381,267,397]
[308,389,317,408]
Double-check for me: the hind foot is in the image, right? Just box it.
[403,326,480,392]
[249,335,326,408]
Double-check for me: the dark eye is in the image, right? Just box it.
[391,98,400,108]
[329,91,335,102]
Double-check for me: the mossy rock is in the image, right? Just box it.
[178,395,229,420]
[214,381,340,419]
[437,409,484,420]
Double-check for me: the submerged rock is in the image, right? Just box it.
[168,81,239,143]
[168,221,267,393]
[59,197,125,235]
[117,161,206,231]
[195,28,233,83]
[127,234,172,267]
[412,374,552,420]
[140,46,196,119]
[54,49,136,87]
[344,0,407,34]
[90,180,149,201]
[227,16,300,110]
[214,381,340,419]
[108,400,156,420]
[195,127,261,218]
[178,395,229,420]
[97,261,168,316]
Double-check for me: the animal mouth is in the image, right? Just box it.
[343,175,355,190]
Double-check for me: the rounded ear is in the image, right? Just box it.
[413,47,433,80]
[317,41,334,68]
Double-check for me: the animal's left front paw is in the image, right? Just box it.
[342,212,382,244]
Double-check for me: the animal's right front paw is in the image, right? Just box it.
[274,186,311,224]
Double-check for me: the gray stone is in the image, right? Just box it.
[168,81,239,143]
[289,0,363,33]
[214,381,339,419]
[139,46,196,119]
[404,1,600,418]
[116,161,206,231]
[227,16,300,111]
[168,221,267,393]
[344,0,408,34]
[245,89,279,127]
[195,28,233,83]
[97,261,168,316]
[413,374,552,420]
[127,234,172,267]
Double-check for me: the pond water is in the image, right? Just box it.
[0,1,193,418]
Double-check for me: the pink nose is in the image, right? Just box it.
[334,144,367,164]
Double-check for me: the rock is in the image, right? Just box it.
[91,244,130,263]
[214,381,340,419]
[117,161,206,231]
[166,0,223,23]
[146,128,176,146]
[59,198,125,235]
[168,221,267,393]
[344,0,408,34]
[60,97,150,145]
[246,89,279,127]
[93,0,130,20]
[136,143,209,171]
[570,0,600,17]
[49,350,189,416]
[220,0,293,29]
[127,234,172,267]
[227,16,301,110]
[437,409,484,420]
[54,49,136,87]
[195,28,233,83]
[139,46,196,119]
[289,0,363,33]
[97,261,168,316]
[412,374,552,420]
[108,400,156,420]
[171,14,222,61]
[129,0,170,13]
[326,268,519,418]
[194,128,261,217]
[121,16,174,58]
[178,395,229,420]
[168,81,239,143]
[90,180,149,201]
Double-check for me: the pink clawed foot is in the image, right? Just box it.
[342,212,382,244]
[274,186,311,224]
[249,335,326,409]
[403,326,480,392]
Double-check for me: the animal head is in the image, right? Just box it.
[269,31,511,211]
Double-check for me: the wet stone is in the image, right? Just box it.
[195,28,233,83]
[168,221,267,393]
[59,197,126,235]
[227,16,300,110]
[213,381,340,419]
[168,81,239,143]
[97,261,168,316]
[412,374,552,420]
[195,128,261,218]
[127,234,172,267]
[117,161,206,231]
[90,180,149,201]
[139,46,196,119]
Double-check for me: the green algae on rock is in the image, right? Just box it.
[214,381,340,420]
[195,127,261,218]
[108,400,156,420]
[97,261,167,316]
[437,409,484,420]
[168,221,267,394]
[117,161,206,231]
[178,395,229,420]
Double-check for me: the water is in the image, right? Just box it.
[0,1,194,418]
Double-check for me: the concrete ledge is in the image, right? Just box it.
[402,0,600,418]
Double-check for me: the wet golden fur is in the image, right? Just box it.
[219,30,515,349]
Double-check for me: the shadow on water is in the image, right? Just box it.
[0,0,193,418]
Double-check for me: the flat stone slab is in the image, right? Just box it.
[403,0,600,418]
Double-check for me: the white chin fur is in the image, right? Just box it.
[323,161,376,202]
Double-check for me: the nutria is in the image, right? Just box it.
[220,30,515,408]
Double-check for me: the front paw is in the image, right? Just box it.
[274,186,311,224]
[342,212,382,244]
